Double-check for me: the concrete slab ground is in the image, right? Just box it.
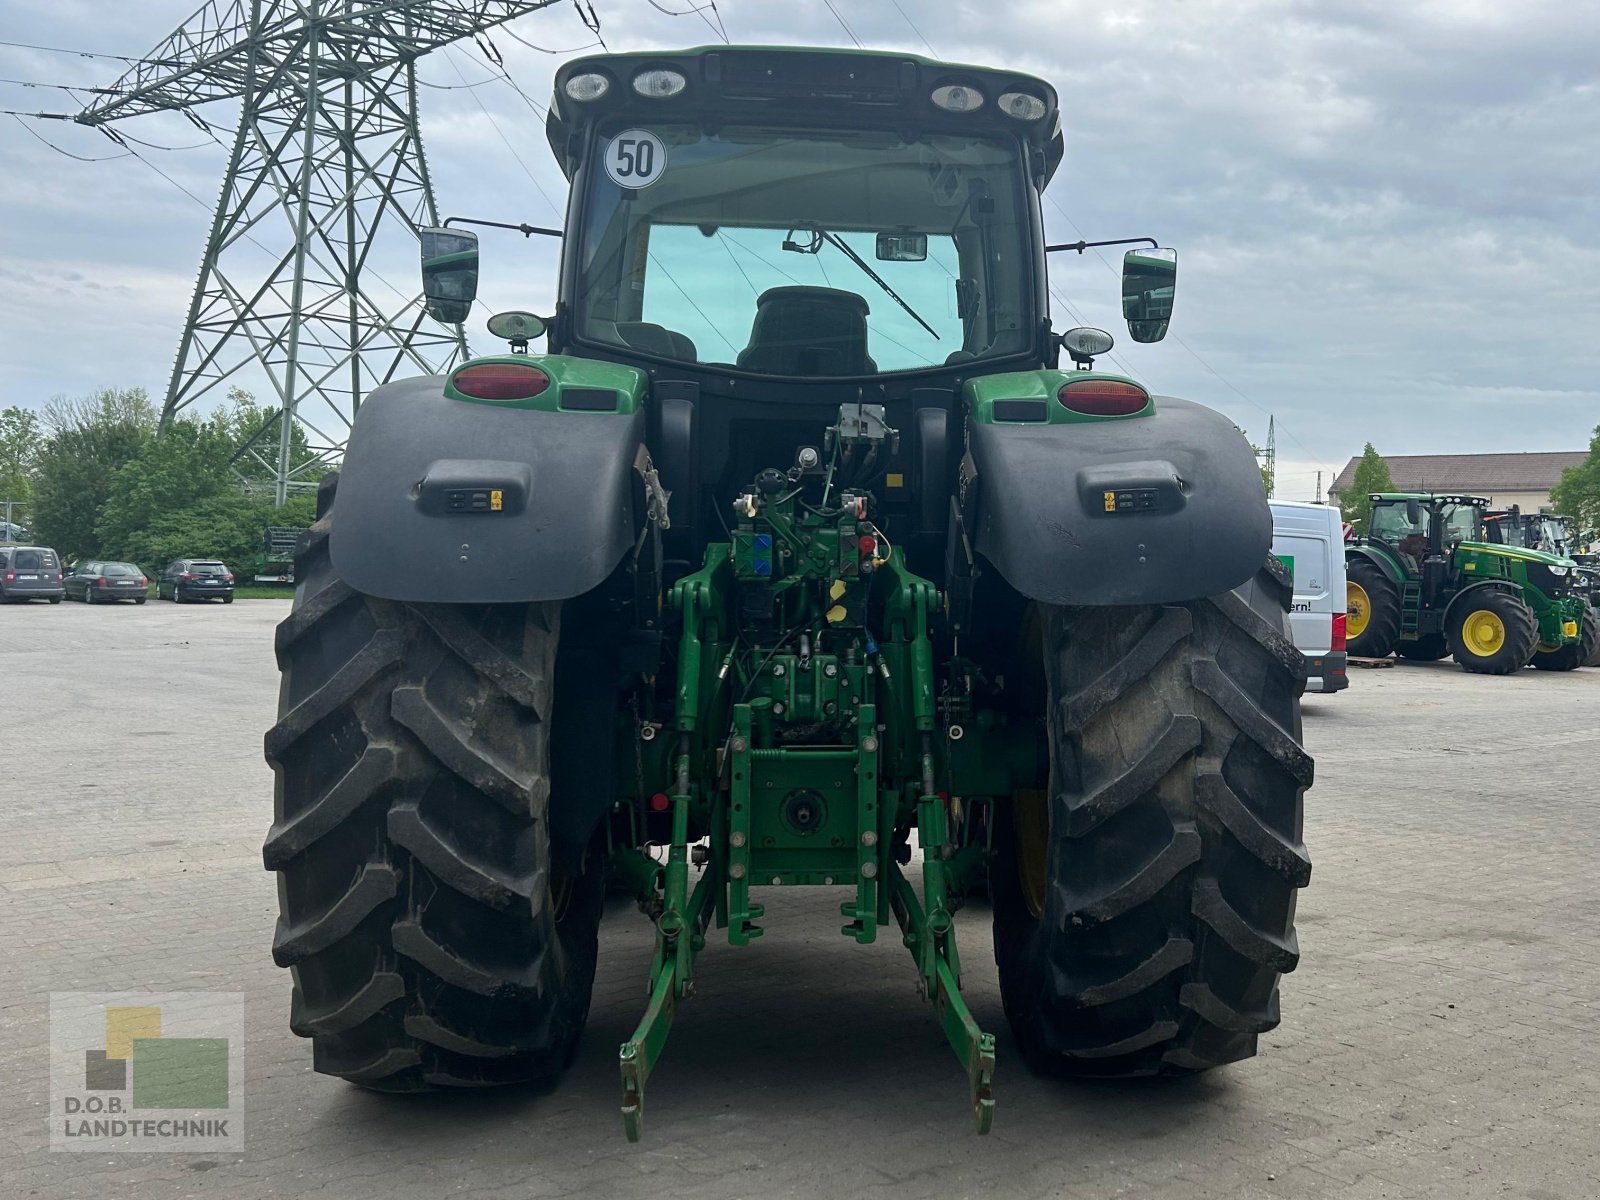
[2,599,1597,1198]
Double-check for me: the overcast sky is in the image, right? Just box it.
[2,0,1596,501]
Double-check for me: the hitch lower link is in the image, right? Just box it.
[616,722,995,1141]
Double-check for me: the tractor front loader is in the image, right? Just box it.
[263,45,1313,1139]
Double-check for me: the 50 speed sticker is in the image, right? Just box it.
[604,130,667,188]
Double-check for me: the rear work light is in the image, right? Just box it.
[632,68,687,99]
[1331,613,1348,652]
[931,83,983,113]
[563,72,610,102]
[451,362,552,401]
[1057,378,1150,416]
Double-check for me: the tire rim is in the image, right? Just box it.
[1013,789,1049,920]
[1461,610,1506,656]
[1346,581,1370,638]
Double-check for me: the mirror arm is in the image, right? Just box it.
[443,216,562,240]
[1046,236,1159,255]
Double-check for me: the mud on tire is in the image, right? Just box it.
[991,559,1312,1076]
[263,473,603,1090]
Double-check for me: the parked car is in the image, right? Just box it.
[65,561,149,604]
[1270,499,1348,693]
[0,545,65,603]
[157,559,236,603]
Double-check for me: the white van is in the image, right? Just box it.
[1269,500,1348,693]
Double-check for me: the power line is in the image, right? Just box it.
[0,37,142,63]
[0,75,118,95]
[9,114,130,160]
[820,0,864,48]
[645,0,729,43]
[442,46,562,217]
[888,0,937,56]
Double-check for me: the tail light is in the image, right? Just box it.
[1057,378,1150,416]
[97,577,109,588]
[1331,613,1347,652]
[3,571,12,582]
[223,574,234,583]
[56,572,64,582]
[180,573,196,581]
[450,362,551,401]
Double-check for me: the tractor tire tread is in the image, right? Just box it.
[993,560,1311,1076]
[265,472,601,1092]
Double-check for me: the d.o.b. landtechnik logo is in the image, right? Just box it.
[50,992,244,1152]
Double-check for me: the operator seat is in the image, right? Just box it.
[736,286,875,376]
[616,321,698,362]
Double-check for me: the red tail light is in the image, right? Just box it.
[180,573,195,581]
[1331,613,1347,652]
[3,571,13,582]
[223,574,234,583]
[56,572,64,582]
[1057,378,1150,416]
[97,577,109,588]
[451,362,551,401]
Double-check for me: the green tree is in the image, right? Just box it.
[0,406,42,526]
[115,487,317,577]
[31,388,158,558]
[96,415,238,558]
[213,386,322,494]
[1339,443,1396,533]
[1550,425,1600,537]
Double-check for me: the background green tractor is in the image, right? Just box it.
[263,46,1312,1138]
[1487,509,1600,667]
[1345,494,1593,673]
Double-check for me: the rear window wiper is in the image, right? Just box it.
[787,224,940,340]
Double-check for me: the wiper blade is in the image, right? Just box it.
[814,227,939,341]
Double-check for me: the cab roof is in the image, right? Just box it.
[545,45,1064,185]
[1370,492,1491,506]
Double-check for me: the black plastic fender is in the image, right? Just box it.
[966,396,1269,605]
[330,376,645,603]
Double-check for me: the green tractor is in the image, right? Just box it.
[263,46,1312,1139]
[1345,493,1594,673]
[1487,508,1600,667]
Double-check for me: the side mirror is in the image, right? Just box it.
[1121,247,1177,343]
[1406,499,1422,526]
[876,232,927,262]
[419,226,479,325]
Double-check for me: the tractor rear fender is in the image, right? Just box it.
[330,373,647,603]
[964,394,1269,605]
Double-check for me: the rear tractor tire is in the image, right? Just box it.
[1447,589,1537,675]
[991,559,1312,1076]
[1531,608,1600,673]
[263,473,603,1091]
[1344,559,1400,659]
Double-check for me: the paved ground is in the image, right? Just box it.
[2,598,1598,1199]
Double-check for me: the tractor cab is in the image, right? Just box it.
[412,46,1193,584]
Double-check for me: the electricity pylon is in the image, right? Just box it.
[77,1,562,503]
